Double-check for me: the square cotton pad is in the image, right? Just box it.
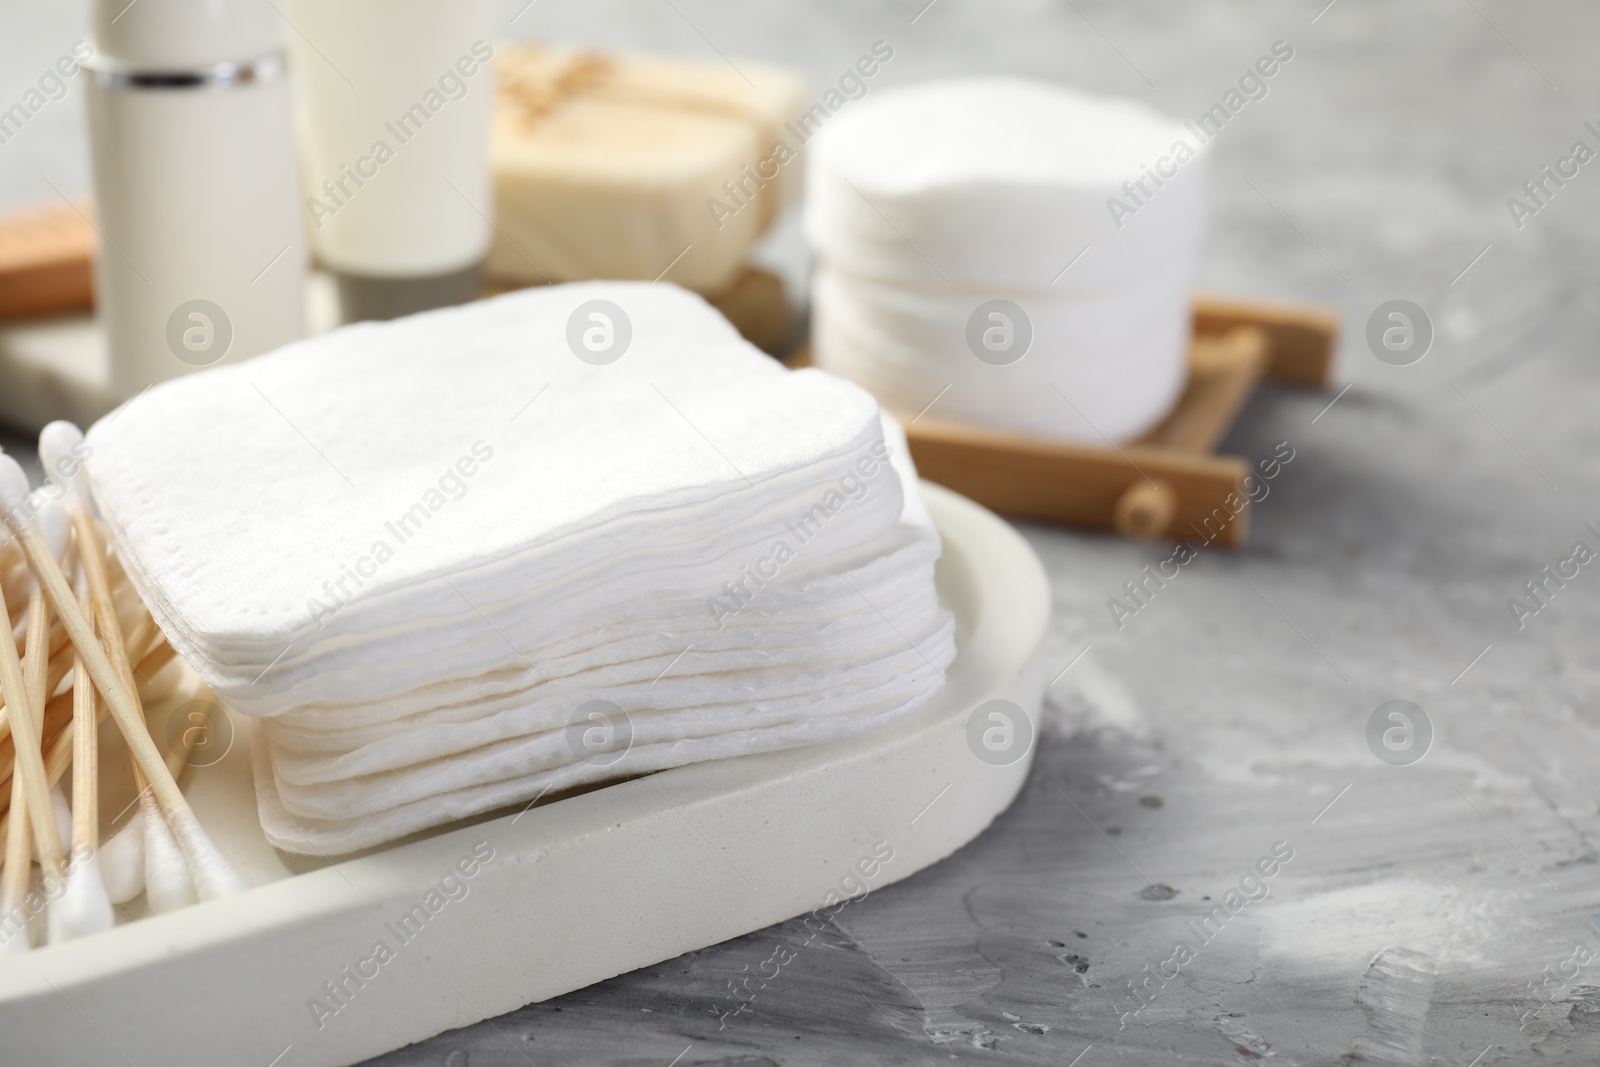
[85,282,953,854]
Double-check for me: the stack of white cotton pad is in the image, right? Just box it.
[806,77,1209,444]
[84,282,953,855]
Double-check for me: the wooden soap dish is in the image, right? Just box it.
[791,294,1337,548]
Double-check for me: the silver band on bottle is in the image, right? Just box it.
[84,52,286,90]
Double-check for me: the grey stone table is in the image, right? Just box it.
[5,1,1600,1064]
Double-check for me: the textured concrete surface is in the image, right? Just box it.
[6,1,1600,1064]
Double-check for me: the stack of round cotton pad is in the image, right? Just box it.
[805,77,1208,444]
[83,281,953,855]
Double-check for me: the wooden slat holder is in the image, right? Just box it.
[790,293,1337,548]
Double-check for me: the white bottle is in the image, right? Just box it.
[287,0,495,322]
[84,0,306,401]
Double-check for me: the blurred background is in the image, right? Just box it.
[6,1,1594,411]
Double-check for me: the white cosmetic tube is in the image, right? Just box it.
[85,0,307,400]
[287,0,496,322]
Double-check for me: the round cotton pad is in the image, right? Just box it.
[804,77,1208,445]
[805,77,1209,292]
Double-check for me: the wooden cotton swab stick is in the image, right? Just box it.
[0,610,32,950]
[70,564,98,847]
[51,557,113,941]
[0,661,196,905]
[101,700,209,908]
[0,830,27,953]
[30,515,72,889]
[0,627,174,834]
[24,505,70,867]
[37,428,113,937]
[14,506,70,875]
[39,424,200,912]
[0,501,69,952]
[39,425,152,749]
[0,550,154,745]
[0,620,78,750]
[0,451,243,901]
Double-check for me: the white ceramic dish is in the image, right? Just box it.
[0,482,1049,1067]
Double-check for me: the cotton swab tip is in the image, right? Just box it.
[99,808,147,905]
[37,422,88,508]
[143,803,197,913]
[50,787,72,855]
[49,858,115,943]
[37,498,71,565]
[0,924,30,954]
[32,788,73,866]
[0,454,32,526]
[169,810,246,900]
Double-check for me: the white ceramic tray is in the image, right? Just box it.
[0,482,1050,1067]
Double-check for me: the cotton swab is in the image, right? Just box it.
[142,794,196,912]
[39,425,148,726]
[46,787,72,864]
[0,602,196,912]
[0,498,69,951]
[0,766,30,953]
[40,424,231,909]
[0,625,175,842]
[10,500,70,872]
[0,598,161,754]
[38,429,114,938]
[97,807,145,904]
[94,702,209,908]
[51,560,113,941]
[24,503,70,869]
[0,453,243,901]
[0,612,178,892]
[0,623,75,751]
